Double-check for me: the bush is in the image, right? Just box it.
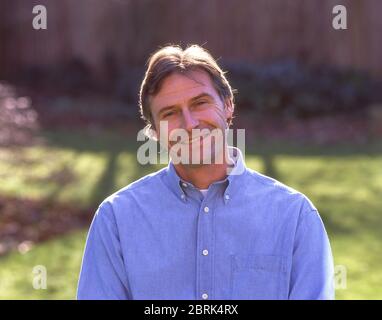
[0,82,39,146]
[224,60,382,118]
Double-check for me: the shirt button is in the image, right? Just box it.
[180,194,185,200]
[203,206,209,213]
[202,249,209,256]
[182,182,188,188]
[202,293,209,300]
[225,194,230,200]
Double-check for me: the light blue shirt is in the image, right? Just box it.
[77,147,334,300]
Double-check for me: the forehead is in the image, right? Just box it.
[150,70,219,110]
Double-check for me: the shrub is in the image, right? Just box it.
[224,60,382,118]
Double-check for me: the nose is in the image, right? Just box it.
[181,108,199,132]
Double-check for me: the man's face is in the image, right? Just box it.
[150,69,233,166]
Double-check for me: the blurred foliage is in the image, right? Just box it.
[0,82,39,147]
[17,59,382,120]
[21,59,94,96]
[224,60,382,118]
[0,130,381,299]
[19,61,144,105]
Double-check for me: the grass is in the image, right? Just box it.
[0,130,154,208]
[0,230,86,299]
[0,128,381,299]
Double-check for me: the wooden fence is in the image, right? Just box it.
[1,0,381,78]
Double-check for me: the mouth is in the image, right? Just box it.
[179,132,211,145]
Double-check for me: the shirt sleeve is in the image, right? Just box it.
[77,201,130,300]
[288,201,335,300]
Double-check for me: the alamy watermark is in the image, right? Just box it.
[32,265,47,290]
[32,5,47,30]
[332,5,347,30]
[136,121,246,175]
[334,264,347,290]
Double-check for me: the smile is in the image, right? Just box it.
[180,132,211,145]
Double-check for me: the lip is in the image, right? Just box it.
[180,132,211,145]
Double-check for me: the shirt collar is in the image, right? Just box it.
[162,146,247,202]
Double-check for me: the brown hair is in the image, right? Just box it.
[139,44,235,132]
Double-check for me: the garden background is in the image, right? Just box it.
[0,0,382,299]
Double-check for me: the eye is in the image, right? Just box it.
[195,100,209,107]
[162,111,176,118]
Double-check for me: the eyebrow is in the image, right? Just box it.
[189,93,215,103]
[157,93,215,118]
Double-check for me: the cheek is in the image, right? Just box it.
[200,106,227,126]
[155,118,179,134]
[164,124,182,144]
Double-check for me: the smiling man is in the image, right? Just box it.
[150,67,235,186]
[77,45,335,300]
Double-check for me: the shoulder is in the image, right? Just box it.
[96,166,167,216]
[243,168,318,214]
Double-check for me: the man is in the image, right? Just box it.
[77,45,334,300]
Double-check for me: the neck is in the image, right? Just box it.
[173,147,232,189]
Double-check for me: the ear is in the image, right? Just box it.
[151,129,159,141]
[224,98,234,123]
[144,124,158,141]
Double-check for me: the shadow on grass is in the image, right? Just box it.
[89,150,120,206]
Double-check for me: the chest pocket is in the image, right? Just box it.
[230,254,287,300]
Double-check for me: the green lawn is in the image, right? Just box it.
[0,129,381,299]
[0,230,86,299]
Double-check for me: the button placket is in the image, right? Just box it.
[196,202,213,300]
